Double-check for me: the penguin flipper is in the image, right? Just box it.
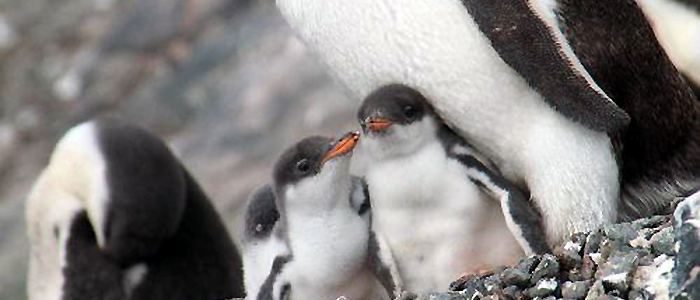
[460,0,629,133]
[367,230,403,299]
[449,151,551,254]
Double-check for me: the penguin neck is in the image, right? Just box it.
[283,175,354,220]
[362,117,440,162]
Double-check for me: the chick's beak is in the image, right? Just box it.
[365,117,393,132]
[320,131,360,165]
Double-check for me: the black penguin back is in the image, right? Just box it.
[557,0,700,219]
[61,118,244,300]
[130,169,245,300]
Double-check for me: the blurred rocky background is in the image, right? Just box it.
[0,0,360,299]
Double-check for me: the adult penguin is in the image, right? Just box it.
[557,0,700,220]
[275,0,700,244]
[636,0,700,98]
[26,118,245,300]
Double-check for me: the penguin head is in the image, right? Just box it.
[273,132,360,209]
[358,84,439,159]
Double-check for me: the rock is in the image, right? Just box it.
[565,232,588,254]
[556,247,584,271]
[600,251,639,294]
[671,194,700,300]
[526,278,558,298]
[585,230,604,255]
[604,223,639,244]
[403,292,466,300]
[531,254,560,284]
[582,253,600,280]
[501,267,531,287]
[561,280,591,300]
[628,234,651,249]
[450,273,494,299]
[567,268,586,282]
[516,254,540,274]
[501,285,522,300]
[628,288,653,300]
[649,226,674,256]
[585,280,606,300]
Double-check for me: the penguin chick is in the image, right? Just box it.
[25,118,244,300]
[358,84,549,293]
[241,183,285,300]
[248,132,402,300]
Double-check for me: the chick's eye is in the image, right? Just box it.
[296,159,311,173]
[404,105,417,119]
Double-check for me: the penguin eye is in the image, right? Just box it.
[404,105,417,120]
[296,159,311,174]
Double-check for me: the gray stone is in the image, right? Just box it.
[672,198,700,300]
[556,248,583,271]
[564,232,588,254]
[409,292,467,300]
[600,252,639,294]
[531,254,560,284]
[561,280,591,300]
[584,230,603,255]
[603,223,639,243]
[501,267,530,287]
[585,280,605,300]
[672,195,700,300]
[526,278,558,298]
[632,215,670,229]
[516,254,540,274]
[649,226,674,256]
[501,285,521,300]
[628,288,652,300]
[567,268,586,282]
[581,253,599,280]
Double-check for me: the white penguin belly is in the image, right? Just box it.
[279,0,620,244]
[366,145,522,293]
[286,211,374,300]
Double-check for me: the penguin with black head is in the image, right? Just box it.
[26,118,244,300]
[243,132,402,300]
[276,0,629,246]
[358,83,549,292]
[275,0,700,245]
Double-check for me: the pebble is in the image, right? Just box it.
[561,280,591,300]
[531,254,560,284]
[584,230,603,255]
[649,227,674,256]
[556,248,583,271]
[501,267,530,287]
[526,278,558,298]
[600,252,639,294]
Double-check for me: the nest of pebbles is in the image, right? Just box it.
[398,196,700,300]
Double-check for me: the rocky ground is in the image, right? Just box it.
[402,196,700,300]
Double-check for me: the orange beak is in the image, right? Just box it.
[320,132,360,165]
[367,117,392,132]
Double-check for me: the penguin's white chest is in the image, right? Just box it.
[365,143,513,292]
[286,210,374,299]
[278,0,555,157]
